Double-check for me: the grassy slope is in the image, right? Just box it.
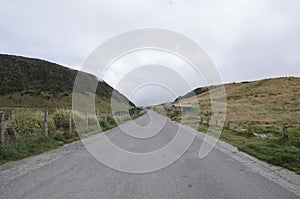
[160,77,300,174]
[0,54,133,110]
[180,77,300,125]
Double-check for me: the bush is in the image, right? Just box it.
[12,111,55,137]
[99,120,110,129]
[106,115,116,126]
[52,110,70,129]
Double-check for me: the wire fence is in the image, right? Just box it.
[0,109,143,145]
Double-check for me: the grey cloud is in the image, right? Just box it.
[0,0,299,106]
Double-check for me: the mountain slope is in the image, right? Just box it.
[177,77,300,125]
[0,54,134,109]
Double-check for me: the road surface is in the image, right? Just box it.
[0,111,299,199]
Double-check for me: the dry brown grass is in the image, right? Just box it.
[157,77,300,173]
[180,77,300,126]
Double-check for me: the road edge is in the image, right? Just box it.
[181,123,300,197]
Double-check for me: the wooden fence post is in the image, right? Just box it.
[69,113,72,133]
[7,128,16,140]
[86,111,88,129]
[44,111,48,137]
[248,123,252,135]
[1,112,4,144]
[96,110,99,120]
[10,110,15,120]
[283,126,289,140]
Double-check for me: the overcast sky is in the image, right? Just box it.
[1,0,299,106]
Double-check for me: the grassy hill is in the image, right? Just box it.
[177,77,300,125]
[155,77,300,173]
[0,54,134,109]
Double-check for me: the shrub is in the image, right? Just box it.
[99,120,110,129]
[12,111,55,137]
[52,110,70,129]
[106,115,116,126]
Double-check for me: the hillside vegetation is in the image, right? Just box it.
[178,77,300,125]
[0,54,133,109]
[156,77,300,173]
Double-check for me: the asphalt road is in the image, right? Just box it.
[0,111,299,199]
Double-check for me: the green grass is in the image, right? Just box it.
[220,127,300,174]
[0,122,111,165]
[195,123,300,174]
[0,133,79,165]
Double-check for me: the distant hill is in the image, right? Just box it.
[175,87,209,101]
[175,77,300,125]
[0,54,134,109]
